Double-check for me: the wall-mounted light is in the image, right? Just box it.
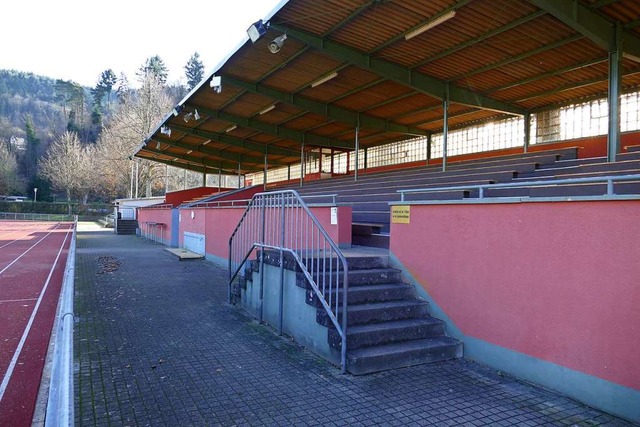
[311,71,338,88]
[225,125,237,133]
[268,34,287,54]
[210,76,222,93]
[156,140,161,149]
[172,105,183,116]
[247,19,268,43]
[194,110,200,121]
[186,150,193,155]
[404,10,456,40]
[183,112,194,123]
[259,104,276,115]
[160,126,171,137]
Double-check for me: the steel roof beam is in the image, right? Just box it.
[140,146,261,173]
[527,0,640,62]
[135,152,219,174]
[169,123,300,157]
[270,23,526,116]
[222,75,428,137]
[149,135,284,166]
[185,105,356,150]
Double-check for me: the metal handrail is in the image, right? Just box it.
[45,216,77,426]
[0,212,75,222]
[228,190,349,374]
[398,174,640,201]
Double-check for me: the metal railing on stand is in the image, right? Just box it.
[228,190,349,373]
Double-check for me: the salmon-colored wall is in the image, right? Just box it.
[137,208,173,244]
[390,200,640,391]
[178,205,351,260]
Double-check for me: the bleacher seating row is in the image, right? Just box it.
[272,147,640,247]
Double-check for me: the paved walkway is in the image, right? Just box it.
[74,223,633,426]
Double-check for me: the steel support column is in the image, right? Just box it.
[354,126,360,181]
[442,87,450,172]
[608,24,622,162]
[427,134,432,165]
[524,113,531,153]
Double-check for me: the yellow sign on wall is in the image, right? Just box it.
[391,205,410,224]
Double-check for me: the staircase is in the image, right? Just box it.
[239,249,462,375]
[116,219,138,235]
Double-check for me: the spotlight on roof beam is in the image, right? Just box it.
[210,75,222,93]
[194,109,200,121]
[156,140,161,149]
[172,105,183,116]
[160,126,171,137]
[225,125,237,133]
[311,71,338,88]
[183,112,194,123]
[247,19,267,43]
[404,10,456,40]
[259,104,276,115]
[268,34,287,54]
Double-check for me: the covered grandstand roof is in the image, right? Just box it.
[134,0,640,175]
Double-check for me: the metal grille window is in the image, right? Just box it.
[431,117,524,158]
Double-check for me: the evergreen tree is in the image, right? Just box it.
[137,55,168,85]
[22,115,40,178]
[184,52,205,91]
[92,69,117,111]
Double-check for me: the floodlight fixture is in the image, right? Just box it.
[310,71,338,88]
[225,125,237,133]
[156,140,161,149]
[194,109,201,121]
[183,112,194,123]
[247,19,267,43]
[268,34,287,54]
[160,126,172,137]
[210,75,222,93]
[172,104,184,116]
[259,104,276,115]
[404,10,456,40]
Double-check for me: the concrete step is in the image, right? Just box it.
[260,249,390,271]
[316,299,430,326]
[347,336,462,375]
[307,283,416,307]
[297,268,402,288]
[328,317,446,350]
[352,233,390,249]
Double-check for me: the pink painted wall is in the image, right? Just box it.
[178,205,352,260]
[391,200,640,391]
[137,208,173,244]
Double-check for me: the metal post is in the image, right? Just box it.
[442,85,449,172]
[427,133,432,166]
[165,164,169,193]
[130,161,134,198]
[263,150,268,191]
[287,165,291,182]
[354,126,360,181]
[300,138,305,188]
[259,196,266,323]
[238,161,242,188]
[608,23,622,163]
[183,168,187,190]
[135,161,139,198]
[524,113,531,153]
[218,168,222,191]
[363,147,368,171]
[278,194,286,335]
[202,172,207,187]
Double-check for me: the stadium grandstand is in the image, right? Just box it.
[131,0,640,422]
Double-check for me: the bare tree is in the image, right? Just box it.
[0,140,24,195]
[95,74,174,199]
[39,131,91,206]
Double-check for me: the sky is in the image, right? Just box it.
[0,0,284,88]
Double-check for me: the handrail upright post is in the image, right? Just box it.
[607,178,614,195]
[341,265,348,374]
[259,195,266,323]
[278,193,286,335]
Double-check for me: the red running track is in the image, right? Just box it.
[0,221,73,427]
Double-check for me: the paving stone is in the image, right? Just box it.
[74,225,636,426]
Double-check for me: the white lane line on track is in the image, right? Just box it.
[0,223,62,275]
[0,224,72,403]
[0,298,39,304]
